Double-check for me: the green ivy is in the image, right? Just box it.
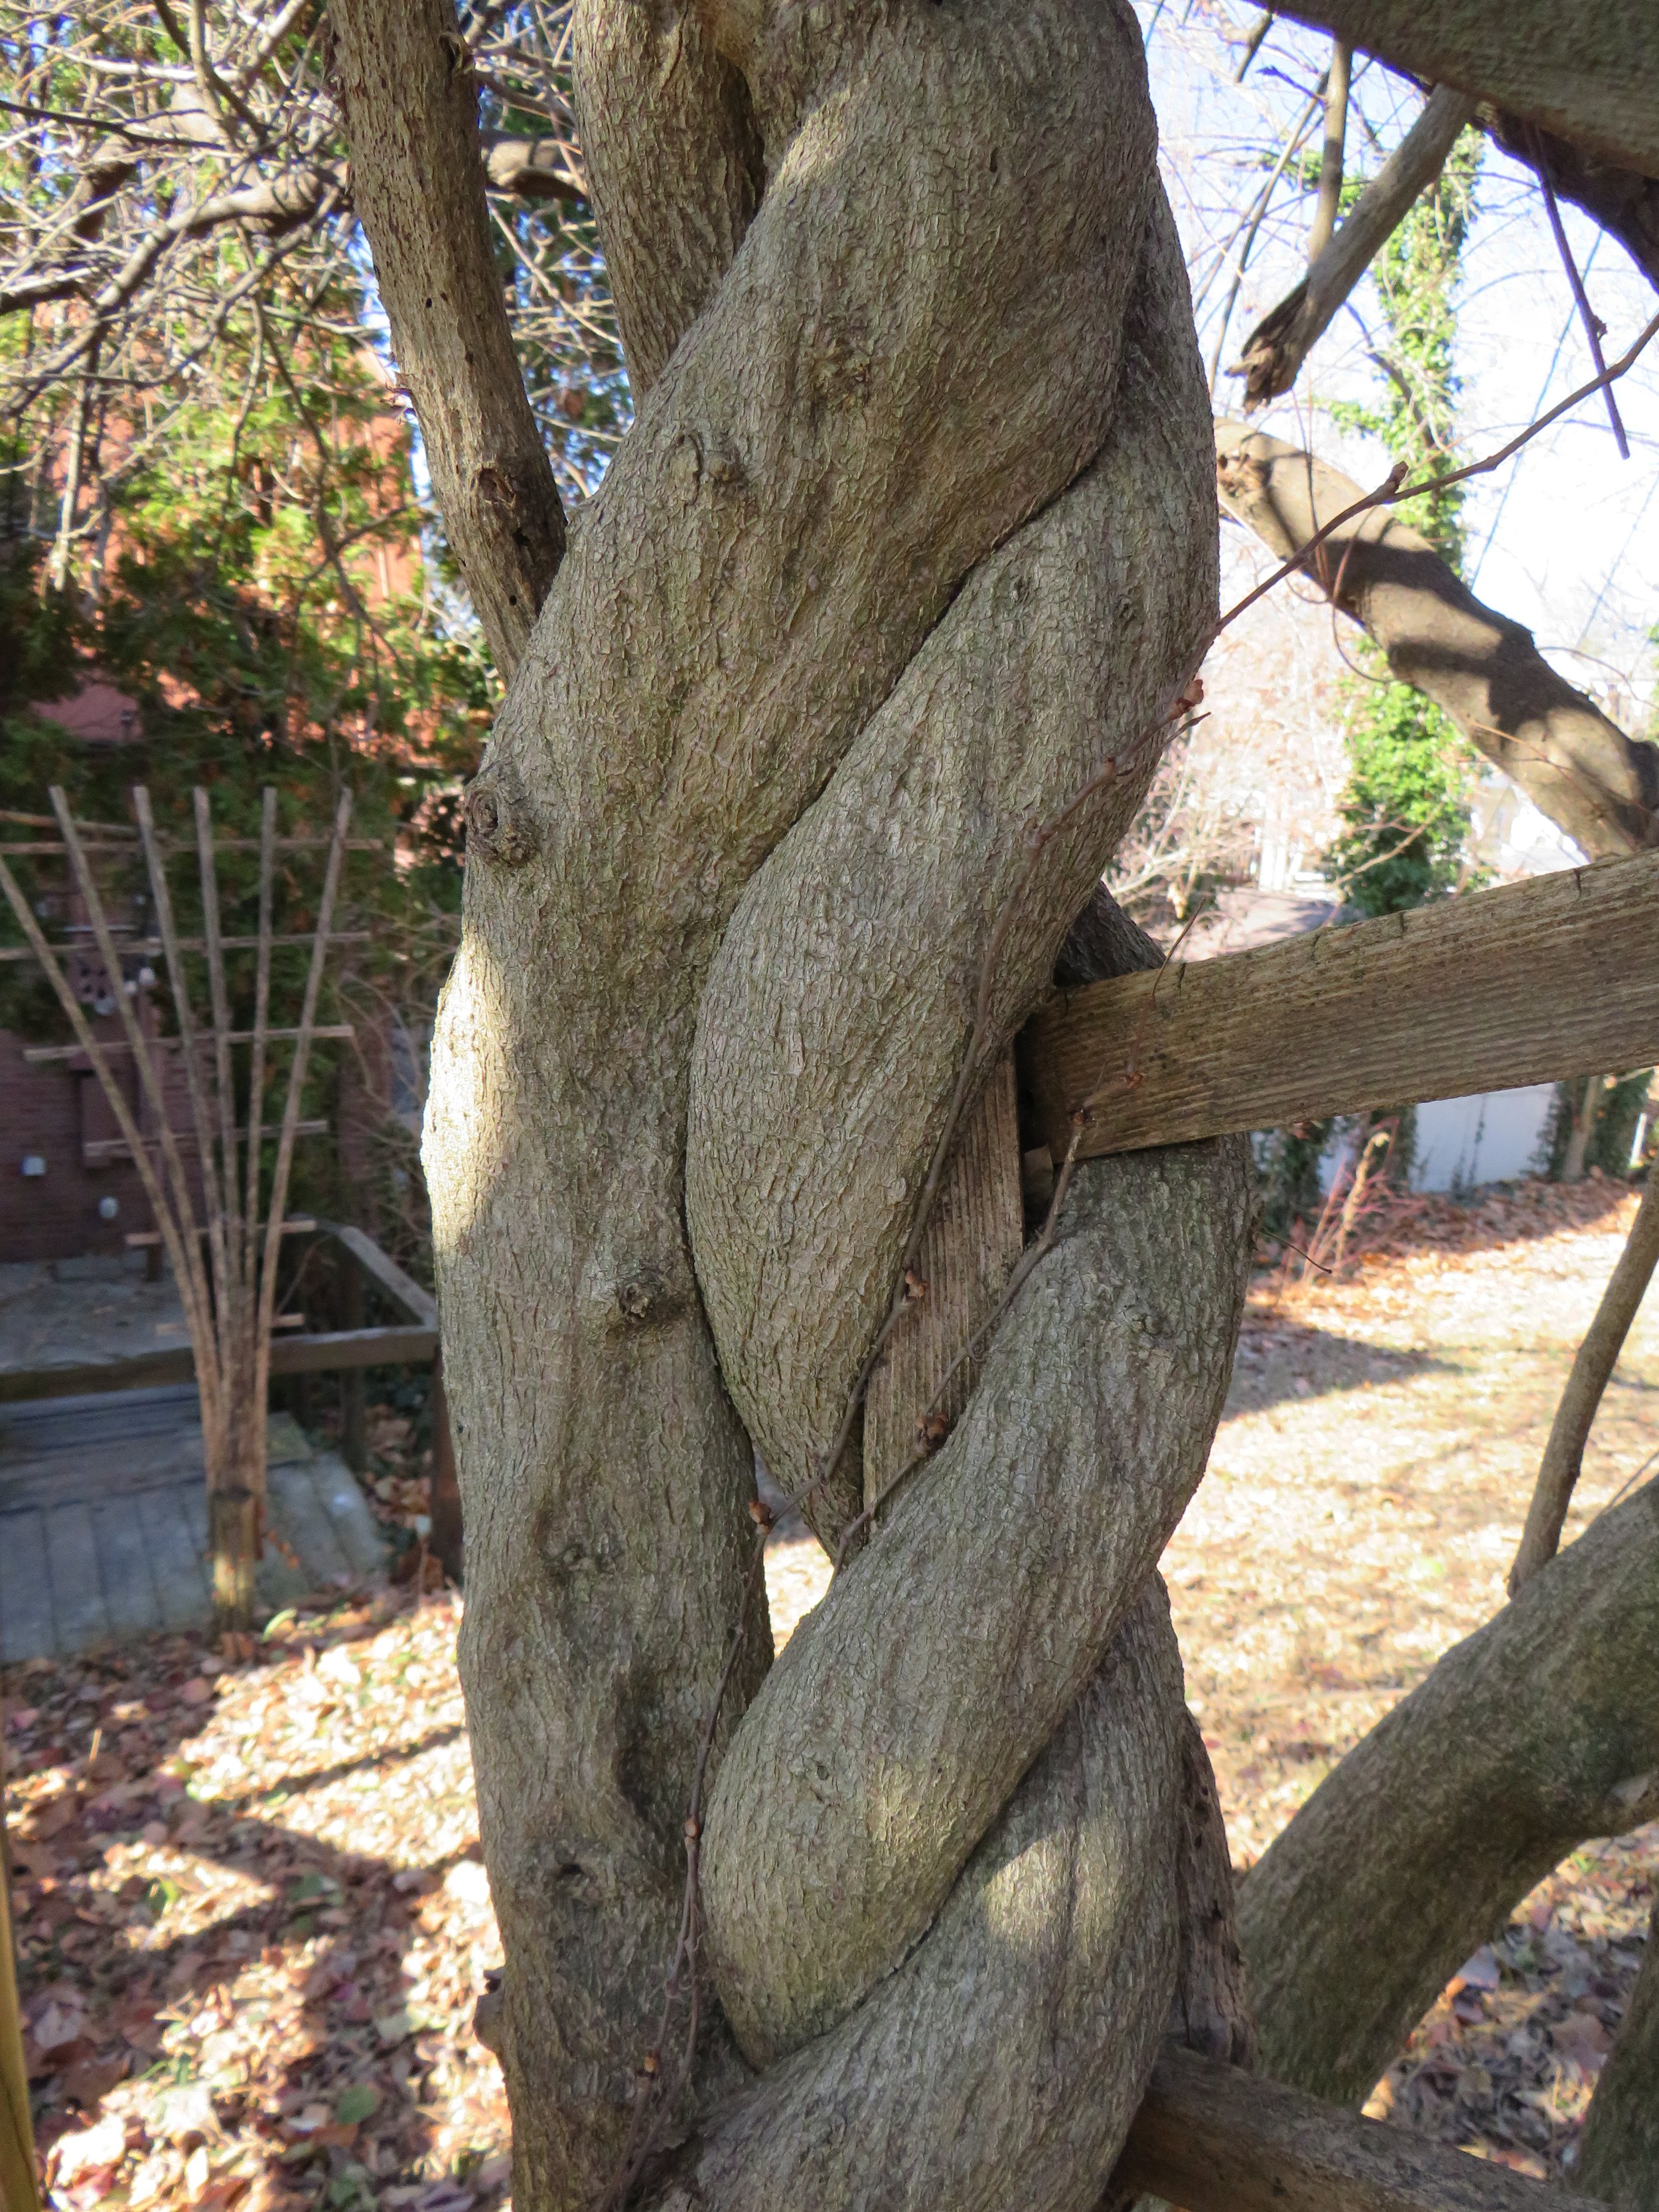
[1322,129,1484,917]
[1326,656,1480,917]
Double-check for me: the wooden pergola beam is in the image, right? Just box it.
[1021,852,1659,1163]
[1114,2045,1607,2212]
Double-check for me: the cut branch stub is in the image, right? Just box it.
[1232,86,1475,407]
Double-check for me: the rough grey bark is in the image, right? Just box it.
[1238,1481,1659,2108]
[1232,88,1475,408]
[572,7,761,400]
[1214,423,1659,859]
[666,1585,1190,2212]
[328,0,565,677]
[687,200,1220,1539]
[1575,1902,1659,2211]
[1275,2,1659,181]
[416,1,1238,2203]
[1306,39,1352,265]
[1112,2043,1615,2212]
[1510,1168,1659,1592]
[702,1140,1252,2065]
[1165,1708,1258,2070]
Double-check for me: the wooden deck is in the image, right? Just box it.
[0,1384,386,1661]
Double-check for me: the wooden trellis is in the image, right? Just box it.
[0,784,357,1627]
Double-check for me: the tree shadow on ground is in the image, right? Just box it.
[1226,1324,1448,1416]
[3,1583,505,2212]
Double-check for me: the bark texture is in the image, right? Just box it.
[328,0,565,678]
[701,1140,1252,2065]
[1237,1483,1659,2108]
[1215,423,1659,859]
[1275,1,1659,181]
[419,2,1240,2204]
[666,1586,1190,2212]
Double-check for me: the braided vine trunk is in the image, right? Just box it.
[422,3,1249,2204]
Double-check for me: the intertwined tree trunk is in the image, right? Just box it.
[330,1,1659,2205]
[383,1,1254,2202]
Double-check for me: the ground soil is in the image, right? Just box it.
[5,1175,1654,2205]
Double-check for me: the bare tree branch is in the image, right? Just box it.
[1305,37,1351,264]
[1508,1170,1659,1595]
[328,0,565,675]
[1214,421,1659,858]
[1232,86,1475,407]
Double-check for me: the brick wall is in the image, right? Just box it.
[0,1025,197,1262]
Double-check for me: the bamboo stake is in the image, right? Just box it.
[244,789,277,1292]
[0,931,370,962]
[253,792,353,1482]
[193,787,246,1275]
[47,790,219,1384]
[192,784,263,1623]
[128,788,228,1466]
[1508,1169,1659,1593]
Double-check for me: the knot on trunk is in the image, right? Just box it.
[463,768,540,867]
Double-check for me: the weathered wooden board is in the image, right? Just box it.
[326,1222,439,1328]
[135,1485,211,1632]
[42,1505,108,1653]
[1114,2044,1607,2212]
[863,1055,1024,1510]
[0,1322,439,1404]
[1023,852,1659,1162]
[0,1511,52,1664]
[94,1502,163,1641]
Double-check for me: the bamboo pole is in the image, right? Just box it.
[1508,1169,1659,1593]
[252,792,354,1547]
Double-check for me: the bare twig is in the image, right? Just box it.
[1307,39,1350,265]
[1531,125,1629,460]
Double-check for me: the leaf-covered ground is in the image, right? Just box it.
[6,1173,1654,2204]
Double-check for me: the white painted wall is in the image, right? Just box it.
[1411,1086,1557,1193]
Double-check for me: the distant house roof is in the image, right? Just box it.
[31,680,142,746]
